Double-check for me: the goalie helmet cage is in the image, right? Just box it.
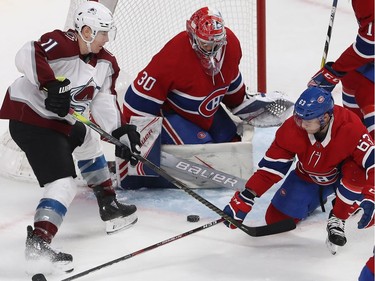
[64,0,267,94]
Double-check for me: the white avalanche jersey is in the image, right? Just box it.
[0,29,122,135]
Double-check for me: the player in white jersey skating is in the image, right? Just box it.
[0,1,140,274]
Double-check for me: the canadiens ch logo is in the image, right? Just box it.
[197,131,207,139]
[198,87,228,117]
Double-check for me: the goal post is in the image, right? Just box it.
[257,0,266,93]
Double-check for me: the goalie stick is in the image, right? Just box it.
[69,109,296,237]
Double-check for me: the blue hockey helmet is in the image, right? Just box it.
[294,87,334,128]
[294,87,334,120]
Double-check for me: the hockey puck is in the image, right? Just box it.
[32,274,47,281]
[187,215,200,222]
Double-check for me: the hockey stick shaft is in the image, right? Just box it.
[59,218,224,281]
[320,0,338,68]
[69,109,295,237]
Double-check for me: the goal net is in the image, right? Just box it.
[64,0,266,94]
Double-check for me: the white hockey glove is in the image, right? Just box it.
[231,91,294,127]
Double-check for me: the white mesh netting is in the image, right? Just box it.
[65,0,261,93]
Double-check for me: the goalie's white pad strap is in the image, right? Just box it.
[120,116,162,177]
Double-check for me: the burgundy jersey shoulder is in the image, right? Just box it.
[97,47,120,75]
[37,29,80,60]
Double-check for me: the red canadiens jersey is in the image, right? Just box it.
[332,0,374,73]
[247,106,375,197]
[122,27,246,131]
[0,29,122,135]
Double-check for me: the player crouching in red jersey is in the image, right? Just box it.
[223,87,374,244]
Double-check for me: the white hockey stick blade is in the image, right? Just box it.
[105,213,138,235]
[325,237,338,255]
[160,151,247,190]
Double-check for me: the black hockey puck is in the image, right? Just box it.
[187,215,200,222]
[32,273,47,281]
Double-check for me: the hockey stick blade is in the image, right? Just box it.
[69,109,296,236]
[60,218,225,281]
[245,218,296,237]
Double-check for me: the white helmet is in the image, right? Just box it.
[74,1,116,43]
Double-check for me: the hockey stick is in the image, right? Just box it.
[69,109,296,237]
[61,219,225,281]
[320,0,338,68]
[32,219,224,281]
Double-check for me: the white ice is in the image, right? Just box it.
[0,0,373,281]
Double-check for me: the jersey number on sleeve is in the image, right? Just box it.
[40,39,58,52]
[357,133,374,152]
[137,71,156,91]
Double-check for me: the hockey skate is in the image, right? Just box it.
[94,186,138,234]
[326,212,347,255]
[25,225,73,274]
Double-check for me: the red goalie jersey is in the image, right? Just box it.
[122,27,246,131]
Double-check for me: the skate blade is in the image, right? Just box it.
[106,213,138,235]
[325,237,338,255]
[26,258,74,275]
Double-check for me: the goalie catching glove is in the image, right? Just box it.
[43,78,71,117]
[231,91,294,127]
[223,189,255,229]
[112,125,141,166]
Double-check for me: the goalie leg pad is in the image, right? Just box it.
[161,113,213,144]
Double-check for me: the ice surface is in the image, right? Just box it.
[0,1,372,281]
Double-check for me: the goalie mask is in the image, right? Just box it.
[74,1,117,45]
[186,7,227,77]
